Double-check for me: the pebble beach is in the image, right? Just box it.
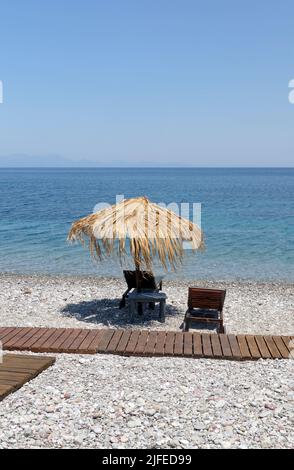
[0,273,293,449]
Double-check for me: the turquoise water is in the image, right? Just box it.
[0,168,293,281]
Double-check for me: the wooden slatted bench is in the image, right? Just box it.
[0,327,292,361]
[0,353,55,401]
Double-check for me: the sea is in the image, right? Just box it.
[0,167,293,281]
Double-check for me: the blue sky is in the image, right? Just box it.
[0,0,294,166]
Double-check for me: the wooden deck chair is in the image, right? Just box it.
[183,287,226,333]
[119,270,163,309]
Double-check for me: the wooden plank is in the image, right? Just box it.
[78,330,102,353]
[144,332,158,356]
[47,329,71,352]
[210,334,223,358]
[0,378,21,385]
[56,329,84,351]
[0,365,38,374]
[1,328,25,345]
[115,330,132,354]
[134,331,149,355]
[272,336,291,359]
[255,336,272,359]
[174,332,184,356]
[201,334,213,358]
[0,371,29,381]
[219,334,233,358]
[290,337,294,358]
[192,333,203,357]
[0,354,55,401]
[42,329,67,352]
[183,333,193,357]
[95,329,115,353]
[227,334,242,360]
[281,336,292,354]
[72,329,96,354]
[30,328,55,352]
[237,335,251,360]
[164,332,175,356]
[245,335,261,359]
[154,331,166,356]
[66,329,92,353]
[2,353,55,364]
[2,356,55,372]
[105,330,124,354]
[0,327,15,341]
[30,328,58,352]
[263,336,282,359]
[0,327,9,337]
[0,384,12,399]
[16,328,44,349]
[3,328,33,349]
[124,330,140,355]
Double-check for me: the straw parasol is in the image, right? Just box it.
[68,196,204,277]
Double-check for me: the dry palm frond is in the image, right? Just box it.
[68,196,204,271]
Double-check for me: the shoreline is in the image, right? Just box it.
[1,270,293,286]
[1,268,294,285]
[1,272,293,336]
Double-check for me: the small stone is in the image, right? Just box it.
[136,397,145,406]
[127,419,141,428]
[64,393,71,399]
[93,426,103,434]
[74,437,83,445]
[193,422,207,431]
[221,441,232,449]
[45,406,55,413]
[215,400,227,408]
[259,410,271,418]
[179,438,189,446]
[265,403,277,410]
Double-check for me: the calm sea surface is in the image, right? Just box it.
[0,168,293,281]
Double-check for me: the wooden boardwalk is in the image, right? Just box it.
[0,353,55,401]
[0,327,292,360]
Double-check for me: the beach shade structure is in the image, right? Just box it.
[67,196,204,285]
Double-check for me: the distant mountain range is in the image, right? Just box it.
[0,155,188,167]
[0,155,291,168]
[0,155,98,167]
[0,155,200,168]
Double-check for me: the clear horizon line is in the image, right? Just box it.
[0,165,293,169]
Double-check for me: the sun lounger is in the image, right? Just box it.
[183,287,226,333]
[119,270,163,309]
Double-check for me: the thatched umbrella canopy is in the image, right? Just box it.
[68,196,204,273]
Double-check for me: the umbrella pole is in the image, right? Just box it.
[135,262,143,315]
[134,259,141,291]
[135,269,141,291]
